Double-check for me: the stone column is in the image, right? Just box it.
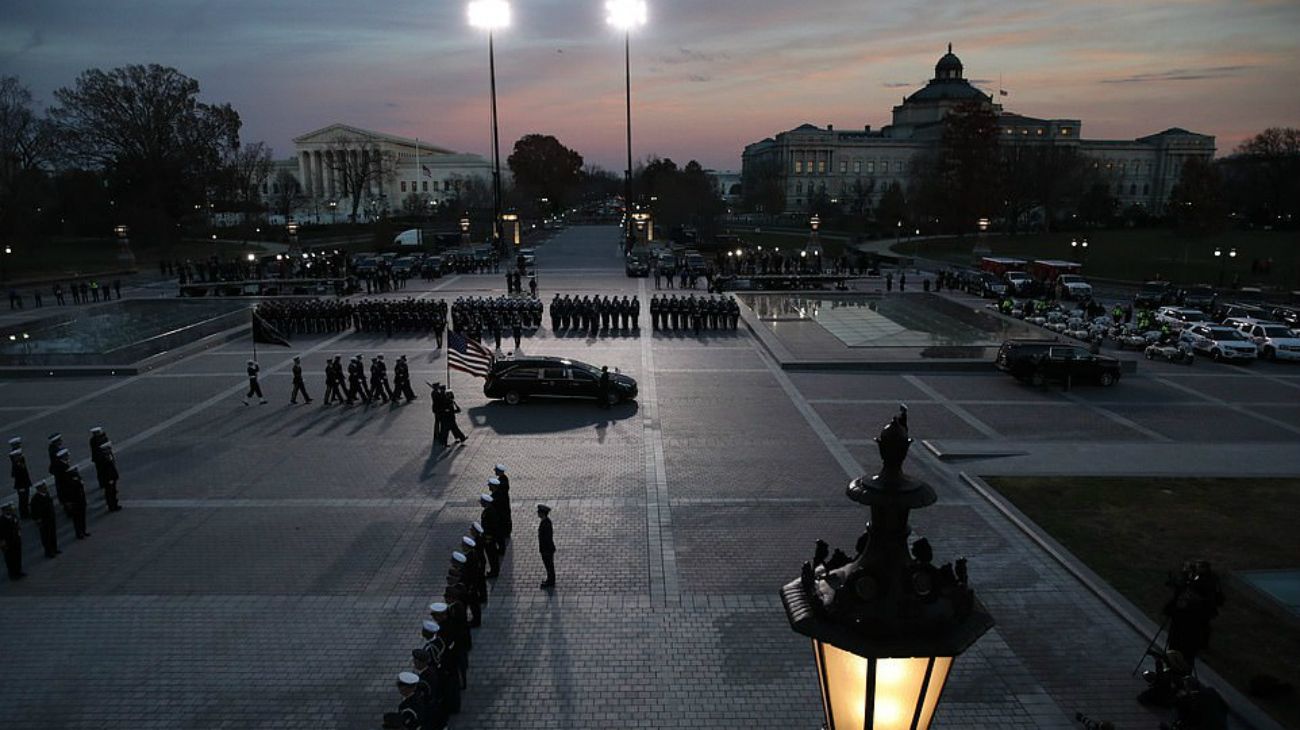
[300,151,313,198]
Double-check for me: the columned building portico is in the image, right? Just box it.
[285,124,492,219]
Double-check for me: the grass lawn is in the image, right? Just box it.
[988,477,1300,728]
[902,229,1300,288]
[4,237,269,282]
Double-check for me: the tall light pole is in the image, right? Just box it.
[607,0,647,253]
[468,0,511,255]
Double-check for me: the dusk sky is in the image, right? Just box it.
[3,0,1298,171]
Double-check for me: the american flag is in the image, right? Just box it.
[447,331,494,378]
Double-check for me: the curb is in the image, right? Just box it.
[959,471,1286,730]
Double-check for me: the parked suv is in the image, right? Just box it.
[1134,281,1174,309]
[1225,319,1300,361]
[996,339,1121,386]
[484,356,638,405]
[1182,325,1259,362]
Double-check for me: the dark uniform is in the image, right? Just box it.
[489,476,511,547]
[290,357,312,404]
[29,483,59,557]
[0,505,23,579]
[441,392,466,443]
[9,440,32,519]
[53,453,89,539]
[598,366,612,409]
[370,356,392,404]
[346,356,369,404]
[479,495,502,578]
[93,441,121,511]
[393,356,417,403]
[538,504,556,588]
[244,360,266,405]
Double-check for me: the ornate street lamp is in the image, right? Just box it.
[468,0,511,254]
[606,0,648,252]
[781,407,993,730]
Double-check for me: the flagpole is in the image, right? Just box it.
[445,322,451,388]
[416,138,423,248]
[251,308,258,363]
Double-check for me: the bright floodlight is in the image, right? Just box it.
[606,0,647,30]
[468,0,511,30]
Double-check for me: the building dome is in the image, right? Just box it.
[935,44,962,80]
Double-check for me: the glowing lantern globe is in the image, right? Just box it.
[781,405,993,730]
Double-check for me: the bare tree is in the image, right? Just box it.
[224,141,273,223]
[323,137,391,221]
[271,169,304,219]
[0,76,54,193]
[46,64,240,242]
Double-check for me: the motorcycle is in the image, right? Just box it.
[1144,342,1195,364]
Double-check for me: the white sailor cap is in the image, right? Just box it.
[7,437,21,447]
[451,551,467,564]
[377,354,384,360]
[461,536,476,549]
[247,359,255,365]
[56,448,70,458]
[494,464,507,473]
[478,493,493,504]
[421,619,441,634]
[429,602,449,614]
[487,477,501,488]
[48,433,62,442]
[90,427,104,434]
[472,521,483,533]
[397,671,420,686]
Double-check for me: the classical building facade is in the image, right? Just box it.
[741,46,1215,216]
[257,124,492,217]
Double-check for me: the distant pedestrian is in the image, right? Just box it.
[113,280,121,299]
[886,272,893,292]
[93,440,121,512]
[32,289,42,307]
[537,503,555,589]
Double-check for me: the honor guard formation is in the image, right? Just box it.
[380,465,557,730]
[650,294,740,332]
[548,294,641,335]
[4,429,124,581]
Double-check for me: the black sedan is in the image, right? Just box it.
[483,356,638,406]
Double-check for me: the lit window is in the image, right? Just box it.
[1060,127,1072,136]
[818,160,826,174]
[1022,129,1029,135]
[794,160,803,174]
[840,160,847,174]
[1037,128,1045,136]
[867,161,875,174]
[854,160,862,173]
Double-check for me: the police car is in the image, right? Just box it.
[1224,319,1300,361]
[1182,325,1259,363]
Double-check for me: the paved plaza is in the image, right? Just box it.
[2,226,1298,729]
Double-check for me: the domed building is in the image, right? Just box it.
[741,45,1214,216]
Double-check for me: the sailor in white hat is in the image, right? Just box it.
[384,671,429,730]
[88,427,108,466]
[94,440,122,512]
[478,494,502,578]
[488,476,512,547]
[52,448,90,539]
[9,438,33,518]
[46,433,63,474]
[243,359,266,406]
